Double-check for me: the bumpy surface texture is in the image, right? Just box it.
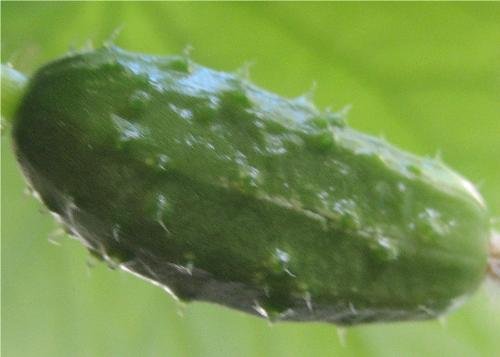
[13,47,490,325]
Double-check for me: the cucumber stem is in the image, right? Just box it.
[1,64,28,124]
[487,230,500,282]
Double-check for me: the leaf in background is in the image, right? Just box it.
[2,2,500,357]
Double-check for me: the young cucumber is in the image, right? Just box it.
[10,47,490,325]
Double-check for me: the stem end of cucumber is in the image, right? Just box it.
[487,230,500,282]
[1,64,28,126]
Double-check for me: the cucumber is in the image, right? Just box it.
[11,47,490,325]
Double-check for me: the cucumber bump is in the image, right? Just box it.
[9,47,491,325]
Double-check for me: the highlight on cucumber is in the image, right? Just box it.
[1,45,497,326]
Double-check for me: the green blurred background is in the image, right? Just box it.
[2,2,500,357]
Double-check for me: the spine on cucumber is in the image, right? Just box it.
[11,47,490,325]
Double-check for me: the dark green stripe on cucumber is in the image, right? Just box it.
[12,47,490,325]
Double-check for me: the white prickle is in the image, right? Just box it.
[336,327,347,347]
[235,61,255,81]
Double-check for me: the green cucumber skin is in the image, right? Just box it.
[13,47,490,325]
